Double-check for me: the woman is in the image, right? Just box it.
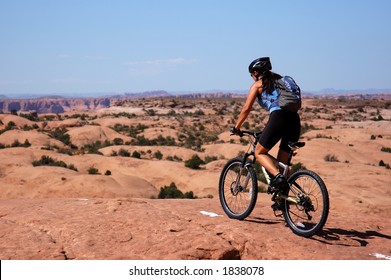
[231,57,301,206]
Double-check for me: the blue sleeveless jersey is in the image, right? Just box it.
[256,88,282,114]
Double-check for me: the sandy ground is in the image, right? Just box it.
[0,98,390,260]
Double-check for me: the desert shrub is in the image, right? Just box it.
[9,139,31,148]
[105,170,112,176]
[88,166,100,175]
[144,109,156,116]
[132,135,152,146]
[204,155,218,164]
[22,124,33,131]
[300,123,316,135]
[380,147,391,153]
[158,182,195,199]
[48,127,77,149]
[184,154,205,169]
[379,160,390,169]
[243,121,250,129]
[58,148,73,155]
[324,154,339,162]
[109,112,136,118]
[6,121,16,130]
[11,140,21,147]
[68,164,78,171]
[156,135,176,146]
[167,109,176,116]
[316,134,332,139]
[166,155,182,162]
[291,162,306,173]
[32,155,77,171]
[183,191,195,199]
[131,150,141,158]
[118,148,130,157]
[153,150,163,160]
[20,113,38,121]
[32,155,62,167]
[43,115,56,121]
[23,139,31,147]
[240,137,249,145]
[194,109,205,116]
[113,138,124,145]
[82,140,111,154]
[131,134,177,147]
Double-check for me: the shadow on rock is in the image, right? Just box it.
[312,227,391,247]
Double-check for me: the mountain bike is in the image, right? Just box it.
[218,130,329,238]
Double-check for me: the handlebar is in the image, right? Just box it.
[230,127,261,139]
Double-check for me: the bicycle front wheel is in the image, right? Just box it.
[283,170,329,237]
[218,157,258,220]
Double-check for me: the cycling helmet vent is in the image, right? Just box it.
[249,57,272,74]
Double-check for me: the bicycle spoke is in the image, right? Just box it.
[284,170,329,237]
[219,158,258,220]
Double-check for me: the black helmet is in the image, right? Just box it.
[248,57,272,74]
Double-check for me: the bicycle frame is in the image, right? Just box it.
[239,131,291,181]
[238,130,299,205]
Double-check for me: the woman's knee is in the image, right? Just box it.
[255,144,269,155]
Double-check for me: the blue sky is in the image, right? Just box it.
[1,0,390,96]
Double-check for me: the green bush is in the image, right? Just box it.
[324,154,339,162]
[48,127,74,147]
[379,160,390,169]
[32,155,78,171]
[291,162,306,173]
[88,167,100,175]
[113,138,124,145]
[204,155,218,164]
[153,150,163,160]
[184,154,205,169]
[131,150,141,158]
[158,182,195,199]
[118,148,130,157]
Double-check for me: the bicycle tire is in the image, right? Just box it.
[283,170,329,237]
[218,157,258,220]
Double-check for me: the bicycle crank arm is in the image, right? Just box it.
[277,194,298,204]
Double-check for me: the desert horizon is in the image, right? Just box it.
[0,95,390,260]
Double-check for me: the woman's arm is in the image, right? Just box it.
[235,81,263,130]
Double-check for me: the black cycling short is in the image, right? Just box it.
[258,109,301,153]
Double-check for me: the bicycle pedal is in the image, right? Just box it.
[273,211,283,218]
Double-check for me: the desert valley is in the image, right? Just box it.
[0,93,390,260]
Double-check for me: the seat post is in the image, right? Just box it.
[286,147,295,166]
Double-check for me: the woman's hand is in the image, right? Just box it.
[230,126,243,137]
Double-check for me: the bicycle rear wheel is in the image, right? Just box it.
[219,158,258,220]
[283,170,329,237]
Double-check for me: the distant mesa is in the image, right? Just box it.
[0,89,390,114]
[0,98,111,114]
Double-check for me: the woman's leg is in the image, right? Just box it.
[255,143,279,177]
[277,149,290,163]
